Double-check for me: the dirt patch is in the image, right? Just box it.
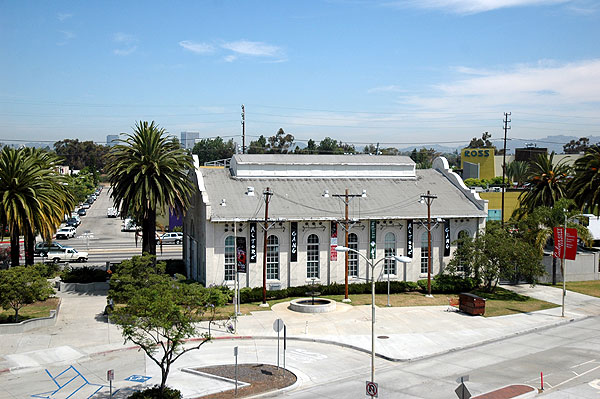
[193,363,296,398]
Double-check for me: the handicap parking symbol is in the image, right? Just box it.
[125,375,152,383]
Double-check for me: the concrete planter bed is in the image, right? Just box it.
[289,298,336,313]
[0,298,62,334]
[59,281,109,293]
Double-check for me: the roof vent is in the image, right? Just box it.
[246,186,255,196]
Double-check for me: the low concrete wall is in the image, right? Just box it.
[539,252,600,283]
[59,281,109,293]
[0,298,61,334]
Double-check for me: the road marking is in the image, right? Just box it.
[285,348,328,363]
[571,359,596,368]
[550,364,600,391]
[588,379,600,390]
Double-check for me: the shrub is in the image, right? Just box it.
[418,275,477,294]
[60,266,108,283]
[33,262,61,278]
[164,259,186,277]
[128,386,182,399]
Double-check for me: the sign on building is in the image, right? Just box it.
[290,222,298,262]
[249,222,257,263]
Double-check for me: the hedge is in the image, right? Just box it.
[60,266,109,283]
[128,386,182,399]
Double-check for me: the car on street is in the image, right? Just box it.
[56,227,76,239]
[34,241,68,256]
[107,207,118,218]
[78,208,87,216]
[47,247,88,263]
[66,217,80,227]
[81,203,90,209]
[156,232,183,245]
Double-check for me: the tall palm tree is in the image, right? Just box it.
[506,161,529,187]
[106,121,194,255]
[0,147,74,266]
[569,145,600,215]
[517,152,570,217]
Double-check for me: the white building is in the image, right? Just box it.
[184,154,488,289]
[181,131,200,149]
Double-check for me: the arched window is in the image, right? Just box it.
[420,232,429,274]
[384,232,396,275]
[307,234,320,279]
[267,235,279,280]
[456,230,470,272]
[348,233,359,277]
[225,236,235,281]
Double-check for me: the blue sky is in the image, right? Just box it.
[1,0,599,149]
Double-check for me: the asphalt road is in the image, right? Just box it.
[37,185,182,265]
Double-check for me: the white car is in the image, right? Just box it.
[47,247,88,263]
[156,232,183,245]
[56,227,76,239]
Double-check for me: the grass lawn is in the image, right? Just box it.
[210,288,556,319]
[0,297,60,324]
[545,281,600,298]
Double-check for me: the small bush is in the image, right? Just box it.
[33,262,61,278]
[164,259,186,277]
[61,266,108,283]
[128,386,182,399]
[418,275,477,294]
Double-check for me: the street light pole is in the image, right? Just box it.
[335,245,408,384]
[420,191,437,297]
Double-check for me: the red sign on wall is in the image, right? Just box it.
[553,227,577,261]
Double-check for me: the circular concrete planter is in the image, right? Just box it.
[289,298,336,313]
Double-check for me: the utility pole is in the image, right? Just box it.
[241,105,246,154]
[261,187,273,306]
[501,112,511,228]
[331,189,366,302]
[420,191,437,297]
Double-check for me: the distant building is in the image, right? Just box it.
[106,134,120,147]
[181,131,200,149]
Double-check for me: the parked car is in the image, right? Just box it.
[122,218,139,232]
[66,217,80,227]
[78,208,87,216]
[107,207,118,218]
[34,241,68,256]
[156,232,183,245]
[56,227,76,239]
[47,247,88,263]
[81,203,90,209]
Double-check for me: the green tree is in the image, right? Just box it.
[267,128,295,154]
[569,145,600,215]
[54,139,109,171]
[111,272,228,397]
[191,137,236,165]
[516,152,570,217]
[563,137,591,154]
[0,265,54,322]
[467,131,497,151]
[0,147,74,266]
[248,135,267,154]
[446,222,544,292]
[106,121,194,255]
[295,139,317,154]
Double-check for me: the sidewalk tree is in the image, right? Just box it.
[106,121,194,255]
[447,222,544,292]
[111,272,228,398]
[0,265,54,322]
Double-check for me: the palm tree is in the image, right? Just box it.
[569,145,600,215]
[106,121,194,255]
[506,161,529,187]
[0,147,74,266]
[517,152,570,217]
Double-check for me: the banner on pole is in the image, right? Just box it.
[330,221,338,261]
[406,220,413,258]
[249,222,257,263]
[444,220,451,257]
[290,222,298,262]
[553,227,577,261]
[369,220,377,259]
[236,237,247,273]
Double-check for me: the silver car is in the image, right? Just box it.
[157,232,183,245]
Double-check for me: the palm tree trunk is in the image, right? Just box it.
[10,225,20,267]
[24,229,35,265]
[142,209,157,255]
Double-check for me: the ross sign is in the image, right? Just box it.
[290,222,298,262]
[553,227,578,261]
[463,149,491,157]
[249,223,257,263]
[369,220,377,259]
[236,237,247,273]
[406,220,413,258]
[366,381,378,397]
[444,220,451,257]
[330,221,338,261]
[107,369,114,381]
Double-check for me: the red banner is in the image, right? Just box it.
[553,227,577,261]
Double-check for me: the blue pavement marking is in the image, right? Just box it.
[31,365,116,399]
[124,375,152,383]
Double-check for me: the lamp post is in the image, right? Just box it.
[561,212,582,318]
[335,245,408,384]
[419,191,437,297]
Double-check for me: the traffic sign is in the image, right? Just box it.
[107,369,114,381]
[366,381,378,397]
[455,382,471,399]
[273,318,284,332]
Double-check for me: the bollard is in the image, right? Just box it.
[540,372,544,391]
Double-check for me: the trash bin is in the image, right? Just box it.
[459,293,486,315]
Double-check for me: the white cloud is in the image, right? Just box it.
[114,47,137,56]
[224,55,237,62]
[114,33,137,44]
[179,40,215,54]
[57,13,72,22]
[387,0,571,14]
[221,40,281,57]
[368,85,407,93]
[57,30,75,46]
